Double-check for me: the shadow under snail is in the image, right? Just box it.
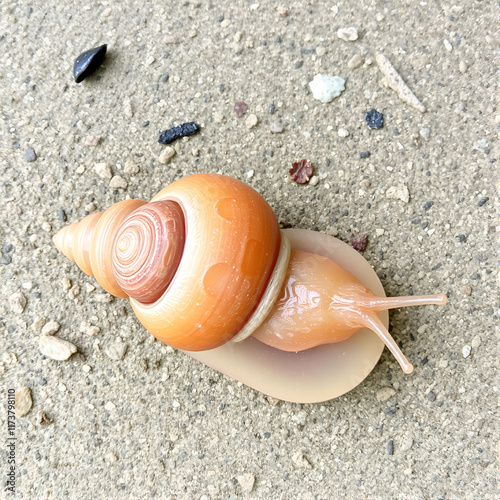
[53,174,446,403]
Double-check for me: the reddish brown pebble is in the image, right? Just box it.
[233,101,248,118]
[349,234,369,252]
[289,159,313,184]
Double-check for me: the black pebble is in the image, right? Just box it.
[365,109,384,129]
[387,440,394,455]
[456,234,467,243]
[58,209,67,222]
[158,122,199,144]
[73,44,107,83]
[423,201,433,211]
[477,196,489,207]
[359,151,371,159]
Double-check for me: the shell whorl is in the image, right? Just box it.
[53,174,283,351]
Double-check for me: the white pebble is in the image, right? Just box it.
[338,128,349,138]
[309,175,319,186]
[124,161,140,174]
[9,292,27,314]
[158,147,176,164]
[245,114,258,129]
[376,386,396,402]
[41,320,60,336]
[419,127,431,139]
[109,175,128,189]
[80,321,100,336]
[316,46,327,57]
[95,162,113,180]
[238,473,255,493]
[39,335,77,361]
[385,185,410,203]
[246,169,254,178]
[444,39,453,51]
[309,74,345,103]
[459,61,468,73]
[61,277,72,291]
[375,228,385,236]
[270,122,284,133]
[471,336,481,349]
[337,27,358,41]
[462,345,471,358]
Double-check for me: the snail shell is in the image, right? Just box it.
[53,174,446,402]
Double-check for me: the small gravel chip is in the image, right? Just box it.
[233,101,248,118]
[245,113,258,129]
[387,440,394,455]
[459,61,468,73]
[106,342,128,361]
[427,391,436,402]
[41,320,60,336]
[316,46,327,57]
[39,335,77,361]
[309,175,319,186]
[294,60,303,69]
[309,74,345,103]
[456,234,467,243]
[386,185,409,203]
[471,335,481,349]
[84,134,102,146]
[160,73,169,83]
[95,162,113,180]
[80,321,100,336]
[462,345,471,358]
[109,175,128,189]
[289,159,313,184]
[338,128,349,137]
[9,292,27,314]
[270,121,283,133]
[348,54,363,69]
[423,201,433,211]
[292,451,312,468]
[158,122,198,144]
[24,147,37,162]
[276,5,288,17]
[73,44,107,83]
[359,151,371,159]
[419,127,431,139]
[365,109,384,129]
[349,234,368,252]
[16,387,32,417]
[477,197,489,207]
[337,27,358,41]
[37,410,53,426]
[93,293,113,303]
[237,473,255,493]
[268,103,276,114]
[124,161,139,174]
[158,146,176,164]
[376,386,396,402]
[461,285,472,295]
[444,39,453,51]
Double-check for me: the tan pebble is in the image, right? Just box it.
[237,473,255,493]
[124,161,139,174]
[348,54,364,69]
[360,179,371,190]
[93,293,113,304]
[233,31,242,43]
[376,228,385,236]
[36,410,53,426]
[76,165,86,175]
[61,277,72,291]
[460,285,472,296]
[15,387,33,417]
[85,283,96,293]
[80,321,100,336]
[158,147,176,164]
[471,335,481,349]
[3,352,17,364]
[221,19,231,28]
[68,284,80,300]
[85,202,97,212]
[95,162,112,180]
[41,221,52,232]
[276,5,288,17]
[105,342,128,361]
[41,320,60,336]
[245,114,258,129]
[376,386,396,402]
[9,292,27,314]
[39,335,77,361]
[386,185,410,203]
[32,316,46,331]
[109,175,128,189]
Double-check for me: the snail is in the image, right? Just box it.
[53,174,446,402]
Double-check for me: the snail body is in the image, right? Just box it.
[53,174,446,402]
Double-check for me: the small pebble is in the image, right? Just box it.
[268,103,276,114]
[359,151,371,159]
[427,391,436,402]
[73,44,107,83]
[348,54,363,70]
[61,277,72,291]
[316,46,327,57]
[109,175,128,189]
[237,473,255,493]
[387,440,394,455]
[349,234,369,252]
[471,335,481,349]
[9,292,27,314]
[158,147,176,164]
[460,285,472,295]
[419,127,431,139]
[16,387,32,417]
[39,335,77,361]
[245,114,258,129]
[270,122,284,134]
[84,135,102,146]
[423,201,433,211]
[400,436,414,453]
[337,27,358,41]
[124,161,140,174]
[32,317,46,331]
[158,122,198,144]
[80,321,100,336]
[360,179,371,190]
[276,5,288,17]
[444,39,453,51]
[309,74,345,103]
[477,197,489,207]
[160,73,169,83]
[386,185,409,203]
[462,345,471,358]
[95,162,113,180]
[233,101,248,118]
[295,60,303,69]
[365,109,384,129]
[36,411,53,426]
[291,451,312,468]
[41,320,60,336]
[24,147,37,162]
[376,386,396,402]
[459,61,468,73]
[58,209,67,221]
[338,128,349,138]
[106,342,128,361]
[456,234,467,243]
[309,175,319,186]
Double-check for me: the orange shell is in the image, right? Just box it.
[130,174,281,351]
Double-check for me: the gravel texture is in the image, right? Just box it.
[0,1,497,499]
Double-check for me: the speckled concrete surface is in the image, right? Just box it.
[0,1,497,499]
